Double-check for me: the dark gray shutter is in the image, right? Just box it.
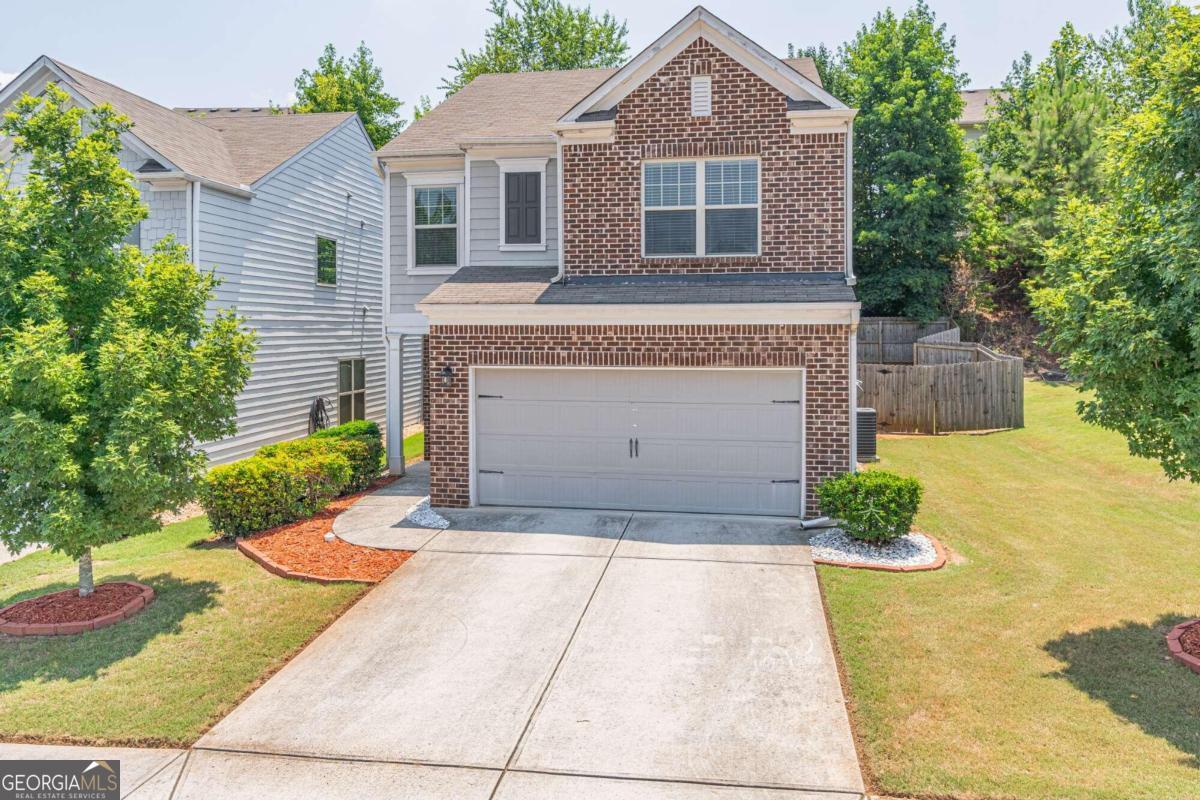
[504,172,540,244]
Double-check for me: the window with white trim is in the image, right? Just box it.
[413,186,458,268]
[643,158,758,257]
[337,358,366,423]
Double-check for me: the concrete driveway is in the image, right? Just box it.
[192,502,864,799]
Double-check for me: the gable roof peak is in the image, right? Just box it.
[558,6,847,124]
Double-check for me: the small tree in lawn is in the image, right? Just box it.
[0,86,256,595]
[1031,5,1200,480]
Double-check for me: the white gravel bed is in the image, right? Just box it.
[402,497,450,530]
[809,528,938,567]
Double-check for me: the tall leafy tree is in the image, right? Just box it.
[1031,5,1200,480]
[972,25,1109,286]
[294,43,404,149]
[836,2,968,319]
[786,43,847,97]
[0,87,256,594]
[442,0,628,95]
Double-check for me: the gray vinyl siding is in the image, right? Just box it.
[197,120,386,464]
[469,159,558,267]
[387,170,448,314]
[387,158,561,315]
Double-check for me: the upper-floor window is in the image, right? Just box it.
[414,187,458,269]
[643,158,758,257]
[317,236,337,284]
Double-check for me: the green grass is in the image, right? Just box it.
[822,380,1200,800]
[0,517,365,746]
[403,430,424,463]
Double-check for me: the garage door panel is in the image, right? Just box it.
[475,369,804,516]
[478,435,632,472]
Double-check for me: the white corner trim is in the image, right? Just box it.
[382,162,392,319]
[849,327,858,471]
[464,153,472,267]
[496,157,549,248]
[416,301,861,327]
[845,122,855,284]
[556,137,565,283]
[190,180,201,267]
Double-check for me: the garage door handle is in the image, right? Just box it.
[629,438,633,458]
[479,469,504,475]
[771,479,799,484]
[634,438,639,457]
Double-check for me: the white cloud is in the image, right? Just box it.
[0,71,16,89]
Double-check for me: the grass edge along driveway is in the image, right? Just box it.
[821,380,1200,800]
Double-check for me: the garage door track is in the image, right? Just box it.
[194,506,864,799]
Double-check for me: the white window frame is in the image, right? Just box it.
[337,357,366,424]
[496,157,548,251]
[641,156,761,259]
[406,170,464,275]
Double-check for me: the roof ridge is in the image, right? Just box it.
[48,58,225,140]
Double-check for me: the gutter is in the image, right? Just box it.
[136,170,253,198]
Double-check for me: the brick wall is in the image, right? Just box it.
[562,38,846,276]
[425,323,852,516]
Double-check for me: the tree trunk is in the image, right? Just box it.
[78,548,94,597]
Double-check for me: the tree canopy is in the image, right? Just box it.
[1031,5,1200,480]
[0,87,256,593]
[833,2,968,319]
[442,0,628,95]
[294,42,404,149]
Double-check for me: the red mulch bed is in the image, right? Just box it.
[239,476,413,583]
[1181,624,1200,661]
[0,581,156,636]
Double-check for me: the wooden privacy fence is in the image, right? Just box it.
[857,317,956,364]
[858,323,1025,433]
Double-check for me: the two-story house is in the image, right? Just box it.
[0,58,406,464]
[379,6,860,516]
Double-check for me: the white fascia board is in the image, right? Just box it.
[379,152,465,168]
[559,7,847,124]
[788,108,857,135]
[416,301,861,327]
[386,312,431,335]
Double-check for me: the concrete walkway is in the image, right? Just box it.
[4,486,865,799]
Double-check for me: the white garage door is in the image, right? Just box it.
[474,368,804,516]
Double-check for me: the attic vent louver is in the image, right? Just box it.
[691,75,712,117]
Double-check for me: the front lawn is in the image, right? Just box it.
[822,380,1200,800]
[0,516,365,746]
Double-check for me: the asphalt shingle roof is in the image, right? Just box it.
[418,266,856,305]
[377,57,823,158]
[49,59,354,187]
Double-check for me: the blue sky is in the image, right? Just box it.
[1,0,1133,114]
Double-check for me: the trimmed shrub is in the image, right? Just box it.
[309,420,384,490]
[816,470,923,544]
[202,420,384,538]
[203,448,351,539]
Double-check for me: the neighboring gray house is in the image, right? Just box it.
[0,57,412,464]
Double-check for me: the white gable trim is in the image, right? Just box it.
[0,57,185,178]
[559,7,847,124]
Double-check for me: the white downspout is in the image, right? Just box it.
[849,325,859,472]
[555,135,565,283]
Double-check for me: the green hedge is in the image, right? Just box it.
[816,470,923,544]
[202,421,384,539]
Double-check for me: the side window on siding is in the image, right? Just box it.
[338,358,366,423]
[503,172,541,244]
[317,236,337,284]
[413,187,458,267]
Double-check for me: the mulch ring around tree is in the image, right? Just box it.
[0,581,156,637]
[237,476,413,584]
[1166,620,1200,675]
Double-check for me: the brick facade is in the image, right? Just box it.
[425,324,852,516]
[562,38,846,277]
